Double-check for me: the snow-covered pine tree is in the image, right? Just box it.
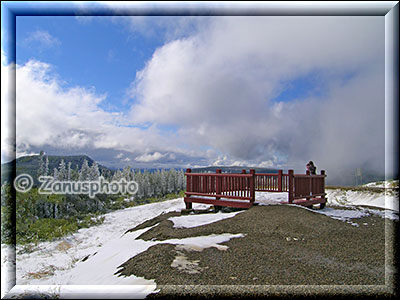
[58,159,67,181]
[122,166,131,181]
[53,168,59,179]
[168,169,176,193]
[153,170,160,196]
[72,165,79,181]
[112,169,123,181]
[67,162,72,181]
[178,169,186,190]
[130,168,135,182]
[37,151,45,178]
[89,161,100,180]
[175,169,182,192]
[44,156,49,176]
[136,170,144,199]
[143,171,155,198]
[79,159,91,181]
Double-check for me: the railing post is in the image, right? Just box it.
[321,170,326,198]
[306,170,311,199]
[185,168,192,209]
[216,169,221,200]
[250,169,256,203]
[241,170,246,198]
[288,169,294,204]
[278,170,282,192]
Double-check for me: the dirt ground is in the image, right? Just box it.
[116,205,398,298]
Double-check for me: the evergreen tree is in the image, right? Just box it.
[37,151,45,178]
[44,156,49,176]
[154,170,162,196]
[89,161,100,180]
[168,169,176,193]
[112,169,123,181]
[67,162,72,181]
[53,168,59,179]
[178,169,185,190]
[135,170,144,199]
[72,165,79,181]
[130,168,135,182]
[122,166,131,181]
[58,159,67,181]
[79,159,91,181]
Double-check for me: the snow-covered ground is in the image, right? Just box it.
[362,180,398,189]
[2,181,399,298]
[256,188,398,225]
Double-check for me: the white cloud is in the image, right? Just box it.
[135,152,166,163]
[128,16,385,181]
[4,16,387,184]
[1,51,15,163]
[8,58,205,167]
[23,30,61,48]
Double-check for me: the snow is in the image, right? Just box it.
[168,211,244,228]
[1,244,15,298]
[256,192,287,205]
[326,189,398,211]
[15,198,208,286]
[255,190,398,226]
[2,181,399,298]
[363,180,398,189]
[4,198,244,298]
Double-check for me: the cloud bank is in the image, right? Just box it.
[128,16,385,183]
[1,56,206,168]
[3,16,386,184]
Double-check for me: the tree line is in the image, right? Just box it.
[37,152,186,200]
[1,154,187,246]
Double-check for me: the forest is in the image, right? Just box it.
[1,153,186,248]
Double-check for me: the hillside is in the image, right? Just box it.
[1,155,112,185]
[2,181,398,298]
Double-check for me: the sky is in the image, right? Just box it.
[1,2,388,184]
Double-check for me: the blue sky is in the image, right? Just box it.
[15,16,166,112]
[1,2,388,183]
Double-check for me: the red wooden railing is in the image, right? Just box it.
[184,169,255,209]
[184,169,326,209]
[255,170,289,192]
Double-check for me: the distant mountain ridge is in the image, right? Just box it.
[191,166,279,174]
[1,155,112,185]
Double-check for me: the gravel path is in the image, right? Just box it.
[116,205,397,298]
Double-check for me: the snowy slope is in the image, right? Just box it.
[2,181,399,298]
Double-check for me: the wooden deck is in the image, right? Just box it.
[184,169,326,209]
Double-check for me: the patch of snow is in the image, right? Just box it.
[255,190,398,226]
[4,182,398,298]
[326,189,398,212]
[15,198,209,286]
[10,195,244,298]
[1,244,15,298]
[163,233,244,252]
[299,206,369,226]
[30,228,243,286]
[255,192,287,205]
[171,255,201,274]
[293,205,398,226]
[363,180,398,189]
[7,285,158,299]
[168,211,244,228]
